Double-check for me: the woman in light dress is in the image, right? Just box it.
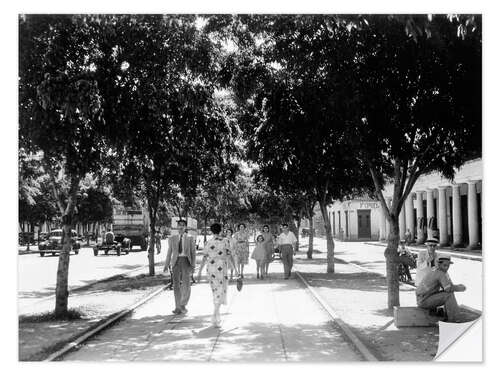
[197,223,239,327]
[225,227,237,280]
[233,223,249,278]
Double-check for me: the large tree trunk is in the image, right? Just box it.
[26,222,33,251]
[55,217,73,317]
[295,217,301,254]
[54,178,79,318]
[147,208,157,276]
[385,216,400,308]
[204,216,207,243]
[307,215,314,259]
[319,201,335,273]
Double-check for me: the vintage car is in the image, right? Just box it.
[93,232,130,256]
[38,229,81,256]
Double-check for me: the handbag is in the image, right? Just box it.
[236,276,243,291]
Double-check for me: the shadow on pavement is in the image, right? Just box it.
[63,313,362,361]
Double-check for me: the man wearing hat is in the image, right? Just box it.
[415,237,440,286]
[164,219,196,315]
[415,255,466,322]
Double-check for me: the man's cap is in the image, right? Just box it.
[424,238,439,245]
[176,219,187,225]
[437,255,454,264]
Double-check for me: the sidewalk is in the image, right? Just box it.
[61,262,363,362]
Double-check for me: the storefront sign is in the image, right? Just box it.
[359,202,380,209]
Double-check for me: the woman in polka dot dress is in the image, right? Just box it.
[197,223,239,327]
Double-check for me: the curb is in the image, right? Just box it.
[363,242,482,262]
[295,270,379,361]
[43,284,168,361]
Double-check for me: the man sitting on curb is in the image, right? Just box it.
[415,238,439,286]
[415,255,467,322]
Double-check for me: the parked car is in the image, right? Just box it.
[38,229,81,256]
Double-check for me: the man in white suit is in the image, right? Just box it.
[164,219,196,314]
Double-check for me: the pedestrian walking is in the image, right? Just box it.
[197,223,239,328]
[224,227,237,280]
[163,219,196,315]
[251,234,267,279]
[276,223,297,279]
[234,223,249,278]
[261,224,274,277]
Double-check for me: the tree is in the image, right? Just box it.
[113,15,236,275]
[18,150,58,248]
[344,15,481,308]
[225,15,374,272]
[76,186,113,243]
[19,15,130,317]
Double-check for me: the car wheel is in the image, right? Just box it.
[40,252,45,257]
[104,250,108,255]
[93,249,98,256]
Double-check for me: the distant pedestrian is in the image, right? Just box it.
[251,234,267,279]
[163,219,196,315]
[197,223,239,328]
[261,225,274,277]
[224,227,237,280]
[234,223,249,278]
[276,223,297,279]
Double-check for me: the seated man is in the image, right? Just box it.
[415,255,466,322]
[415,238,439,286]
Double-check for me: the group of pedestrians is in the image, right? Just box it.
[162,219,299,327]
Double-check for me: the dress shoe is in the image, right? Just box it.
[172,308,182,315]
[180,306,188,314]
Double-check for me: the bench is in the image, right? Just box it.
[394,306,442,327]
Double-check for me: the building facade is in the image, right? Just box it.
[327,199,382,241]
[380,158,482,249]
[323,158,482,248]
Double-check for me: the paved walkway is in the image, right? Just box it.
[62,262,363,362]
